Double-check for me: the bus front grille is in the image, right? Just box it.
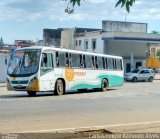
[11,80,29,84]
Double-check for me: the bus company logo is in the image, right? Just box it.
[65,68,86,81]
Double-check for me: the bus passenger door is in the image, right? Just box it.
[39,52,54,91]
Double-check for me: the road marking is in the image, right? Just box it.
[21,121,160,133]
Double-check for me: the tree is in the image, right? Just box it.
[64,0,137,14]
[156,49,160,58]
[151,31,159,34]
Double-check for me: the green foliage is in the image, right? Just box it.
[65,0,82,7]
[65,0,137,13]
[115,0,136,12]
[156,49,160,58]
[151,31,159,34]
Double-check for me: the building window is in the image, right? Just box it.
[79,40,82,46]
[136,62,142,69]
[75,40,78,47]
[84,39,88,50]
[92,39,96,51]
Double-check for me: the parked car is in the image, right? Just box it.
[125,69,155,82]
[154,69,160,73]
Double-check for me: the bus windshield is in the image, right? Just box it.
[7,49,41,77]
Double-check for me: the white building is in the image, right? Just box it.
[61,21,160,73]
[0,49,10,82]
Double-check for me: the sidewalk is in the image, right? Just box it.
[155,74,160,80]
[0,83,7,93]
[0,83,6,87]
[7,122,160,139]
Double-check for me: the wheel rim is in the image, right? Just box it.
[102,79,108,91]
[58,82,63,92]
[57,80,64,95]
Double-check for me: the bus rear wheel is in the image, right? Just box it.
[27,91,36,96]
[101,79,108,92]
[54,79,65,96]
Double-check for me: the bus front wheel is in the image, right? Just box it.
[101,79,108,92]
[27,91,36,96]
[54,79,65,96]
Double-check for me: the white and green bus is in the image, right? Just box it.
[7,46,124,96]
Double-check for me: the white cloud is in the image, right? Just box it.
[1,0,160,43]
[0,0,159,22]
[88,0,107,4]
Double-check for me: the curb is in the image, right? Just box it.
[21,121,160,133]
[0,84,6,88]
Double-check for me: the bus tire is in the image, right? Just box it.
[27,91,36,96]
[101,79,108,92]
[54,79,64,96]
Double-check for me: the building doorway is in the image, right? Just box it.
[126,63,131,73]
[136,62,142,69]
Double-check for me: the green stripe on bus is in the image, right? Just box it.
[70,74,124,90]
[98,74,124,87]
[71,83,100,90]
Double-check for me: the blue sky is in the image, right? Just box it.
[0,0,160,44]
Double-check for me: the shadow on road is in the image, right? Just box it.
[0,88,117,99]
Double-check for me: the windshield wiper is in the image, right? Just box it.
[12,58,22,74]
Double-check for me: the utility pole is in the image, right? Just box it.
[125,13,127,22]
[0,37,4,48]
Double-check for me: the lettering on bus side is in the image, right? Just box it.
[65,68,86,81]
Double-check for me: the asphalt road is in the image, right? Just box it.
[0,80,160,133]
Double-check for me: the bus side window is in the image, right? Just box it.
[116,59,123,70]
[97,57,102,69]
[120,59,123,70]
[106,58,108,70]
[112,58,115,69]
[114,59,117,69]
[92,56,95,68]
[95,56,98,69]
[83,55,86,68]
[69,53,72,67]
[79,54,83,68]
[71,53,79,68]
[59,52,65,67]
[108,58,113,70]
[41,53,47,68]
[65,53,69,67]
[56,52,59,67]
[102,57,105,69]
[85,55,92,69]
[41,53,53,69]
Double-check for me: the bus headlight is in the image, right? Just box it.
[27,76,40,91]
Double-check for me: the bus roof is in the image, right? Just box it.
[16,46,122,59]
